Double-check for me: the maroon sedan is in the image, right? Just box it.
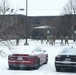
[8,46,48,70]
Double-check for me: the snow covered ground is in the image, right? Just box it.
[0,39,76,75]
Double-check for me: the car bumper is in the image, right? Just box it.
[8,60,34,68]
[55,61,76,69]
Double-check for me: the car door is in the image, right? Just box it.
[37,49,46,64]
[34,48,43,64]
[41,50,46,63]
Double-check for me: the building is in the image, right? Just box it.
[31,15,76,39]
[0,14,32,40]
[0,14,76,40]
[32,25,54,39]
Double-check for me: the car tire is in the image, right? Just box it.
[9,65,14,70]
[55,67,61,72]
[9,65,18,70]
[35,58,40,69]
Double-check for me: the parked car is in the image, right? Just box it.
[55,47,76,72]
[8,46,48,70]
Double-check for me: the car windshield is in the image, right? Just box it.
[34,47,42,52]
[35,49,41,52]
[61,48,76,55]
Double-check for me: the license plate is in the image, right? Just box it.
[17,57,22,60]
[65,58,71,61]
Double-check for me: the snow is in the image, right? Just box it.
[34,26,52,29]
[59,47,76,55]
[11,46,40,54]
[0,39,76,75]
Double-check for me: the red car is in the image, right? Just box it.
[8,46,48,70]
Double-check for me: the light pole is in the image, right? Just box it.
[24,0,29,45]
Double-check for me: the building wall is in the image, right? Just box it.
[0,15,76,40]
[0,15,32,40]
[31,15,76,39]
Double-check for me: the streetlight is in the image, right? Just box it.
[9,0,29,45]
[24,0,29,45]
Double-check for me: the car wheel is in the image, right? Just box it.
[9,65,14,70]
[55,67,61,72]
[9,65,18,70]
[35,58,40,69]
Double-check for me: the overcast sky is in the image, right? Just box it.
[8,0,68,16]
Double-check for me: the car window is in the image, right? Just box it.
[34,47,42,52]
[35,49,41,52]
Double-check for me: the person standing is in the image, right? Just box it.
[65,36,69,45]
[60,35,64,46]
[37,36,39,41]
[41,36,44,44]
[46,35,50,44]
[49,35,53,45]
[16,36,19,45]
[52,35,56,45]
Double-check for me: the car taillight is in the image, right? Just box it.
[23,56,34,60]
[73,56,76,58]
[8,55,17,60]
[55,55,61,61]
[12,54,29,56]
[72,56,76,62]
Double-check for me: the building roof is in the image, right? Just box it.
[34,25,53,29]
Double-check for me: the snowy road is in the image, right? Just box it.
[0,39,76,75]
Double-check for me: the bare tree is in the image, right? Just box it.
[62,0,76,15]
[0,0,11,32]
[0,0,10,14]
[0,0,15,57]
[61,0,76,41]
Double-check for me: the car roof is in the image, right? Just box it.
[59,47,76,55]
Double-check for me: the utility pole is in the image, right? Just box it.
[24,0,29,45]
